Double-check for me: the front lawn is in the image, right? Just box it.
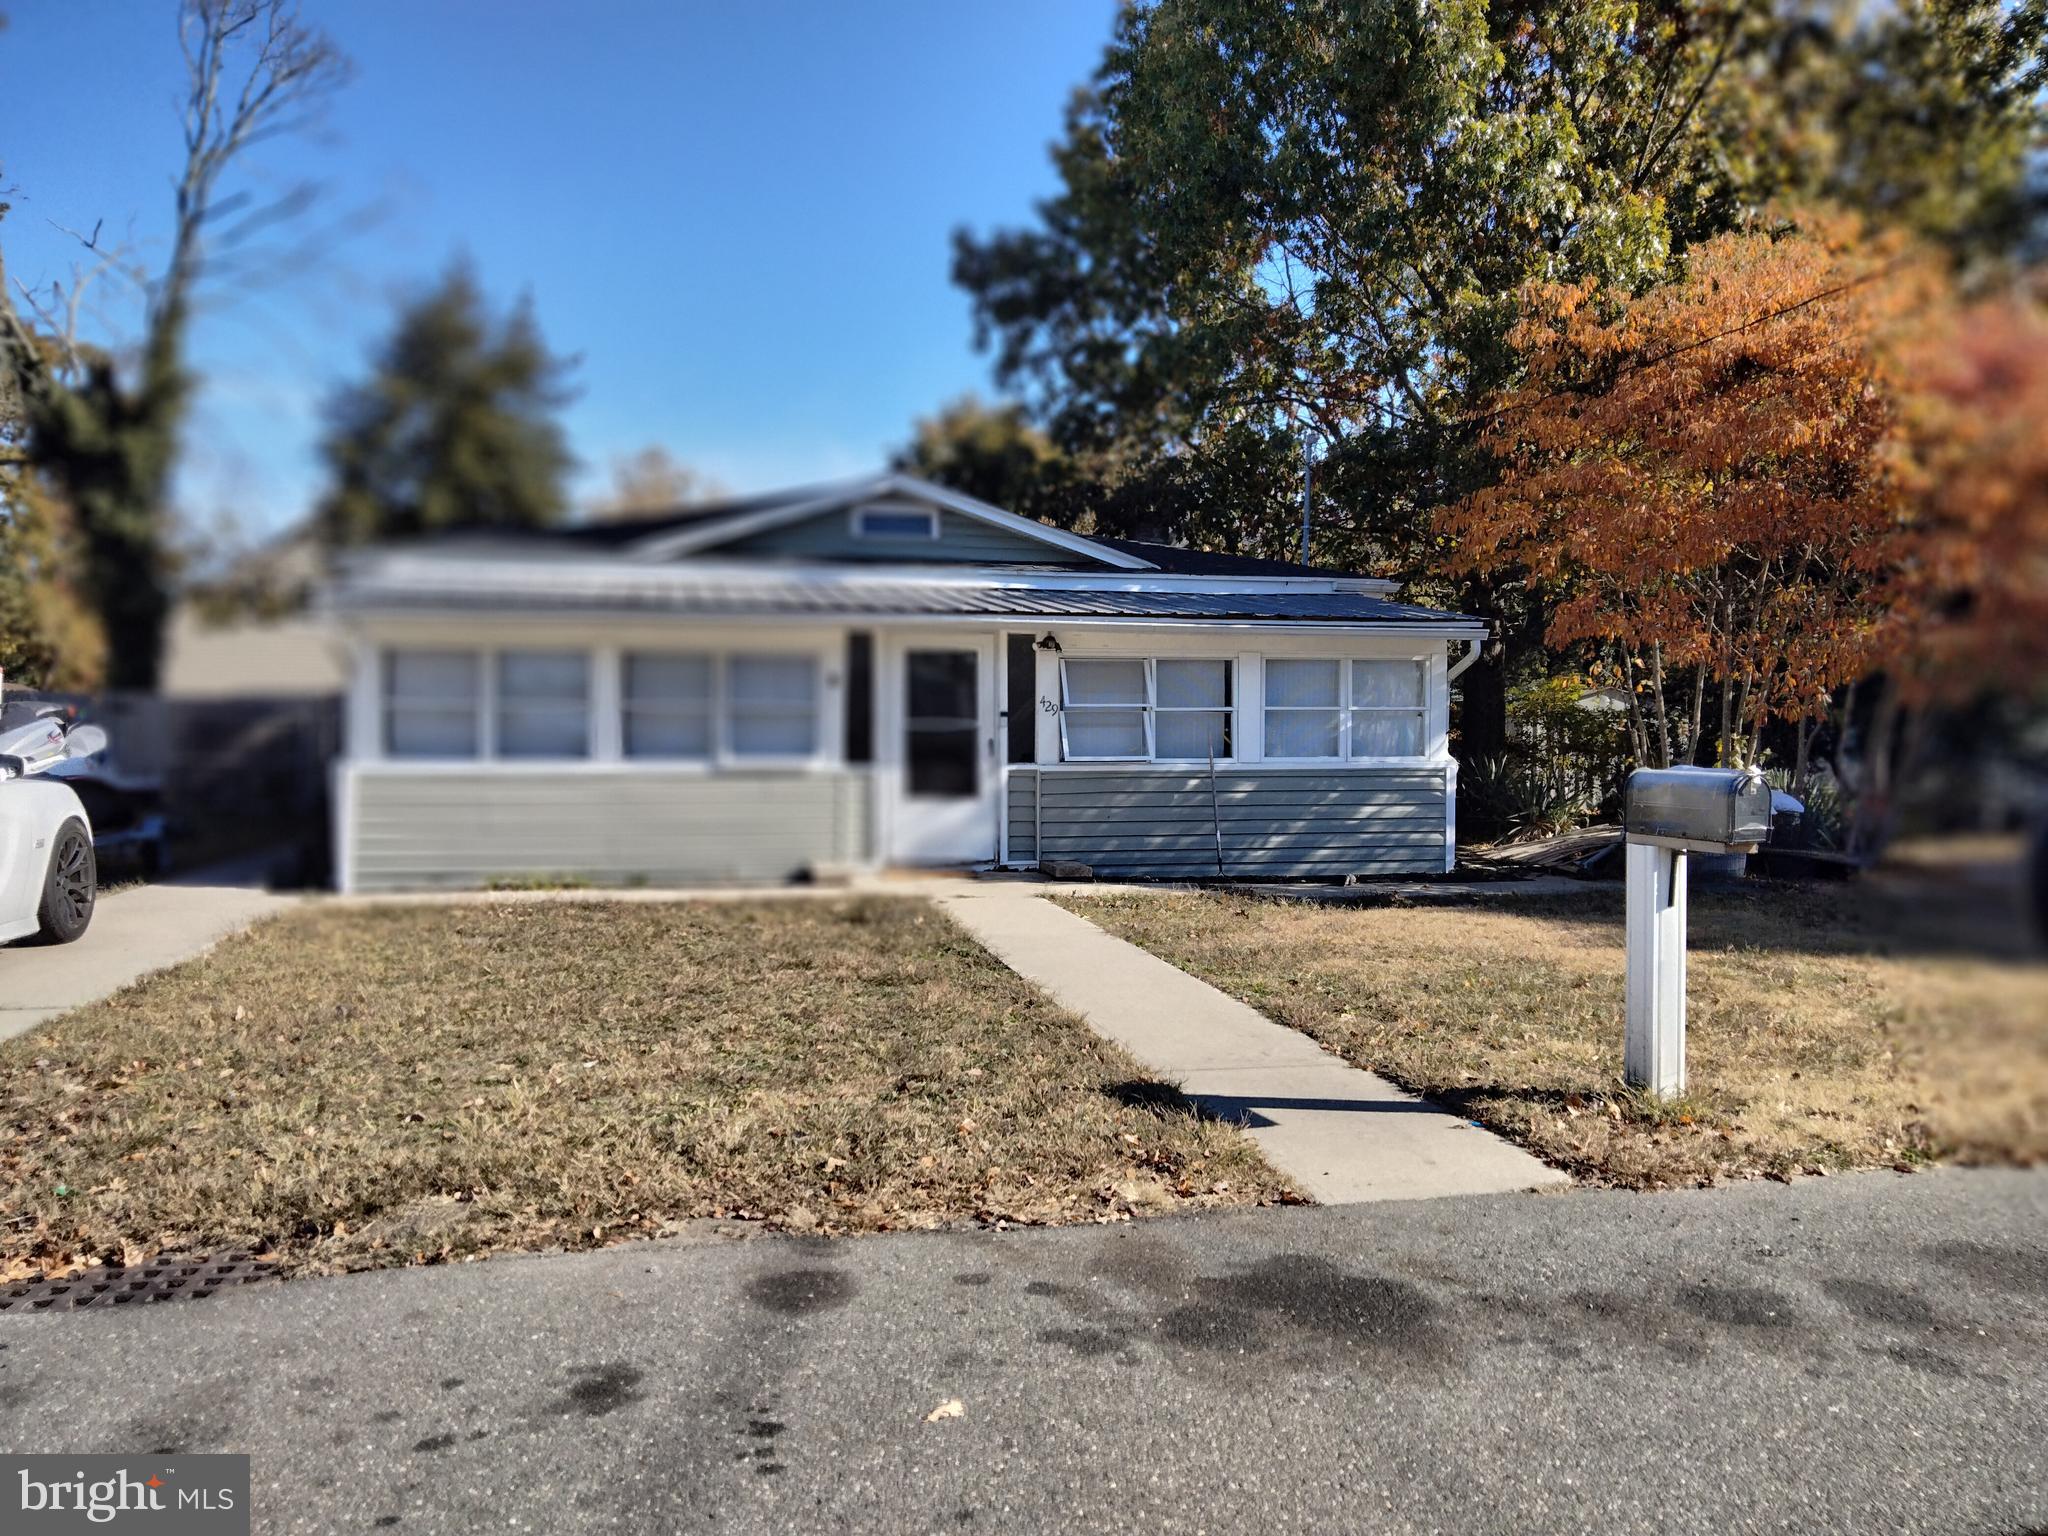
[0,898,1287,1278]
[1062,883,2048,1187]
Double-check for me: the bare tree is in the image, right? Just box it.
[587,447,726,522]
[0,1,349,688]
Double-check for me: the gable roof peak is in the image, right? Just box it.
[623,471,1155,570]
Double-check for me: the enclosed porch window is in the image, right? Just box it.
[1263,658,1426,761]
[1058,657,1233,762]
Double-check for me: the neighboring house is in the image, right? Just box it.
[324,473,1485,892]
[162,533,346,701]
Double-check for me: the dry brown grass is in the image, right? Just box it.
[0,898,1287,1278]
[1063,882,2048,1188]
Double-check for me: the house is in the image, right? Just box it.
[325,473,1486,892]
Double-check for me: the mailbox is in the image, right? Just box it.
[1620,764,1770,1100]
[1624,766,1772,853]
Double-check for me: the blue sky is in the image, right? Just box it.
[1,1,1116,533]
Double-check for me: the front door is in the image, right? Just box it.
[887,637,997,865]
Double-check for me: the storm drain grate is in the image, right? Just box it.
[0,1254,277,1313]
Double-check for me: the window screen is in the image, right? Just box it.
[1350,659,1425,757]
[1263,659,1342,759]
[728,654,819,757]
[1153,659,1231,760]
[623,652,713,759]
[385,650,479,758]
[1263,657,1426,760]
[496,650,590,758]
[1057,657,1237,762]
[1060,657,1148,759]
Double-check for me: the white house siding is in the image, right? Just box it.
[1004,766,1451,878]
[343,768,870,892]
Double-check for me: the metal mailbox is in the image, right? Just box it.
[1624,766,1772,853]
[1620,764,1771,1100]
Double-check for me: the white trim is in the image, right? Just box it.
[349,606,1483,640]
[1024,759,1444,775]
[334,547,1404,599]
[332,760,357,893]
[1444,759,1459,873]
[591,646,624,760]
[876,629,1000,865]
[624,472,1156,570]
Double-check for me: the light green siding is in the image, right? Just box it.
[1003,767,1448,877]
[347,769,870,891]
[711,507,1095,566]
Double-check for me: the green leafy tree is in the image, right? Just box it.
[894,395,1090,528]
[317,264,577,545]
[955,0,2046,756]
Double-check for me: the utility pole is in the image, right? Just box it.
[1298,435,1314,565]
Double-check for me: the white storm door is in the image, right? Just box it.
[887,636,997,864]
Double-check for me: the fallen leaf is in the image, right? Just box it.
[924,1398,964,1423]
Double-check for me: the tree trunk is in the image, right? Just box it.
[1451,574,1511,763]
[1848,675,1904,861]
[1647,642,1673,768]
[1622,649,1649,766]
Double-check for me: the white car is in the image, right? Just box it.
[0,707,105,946]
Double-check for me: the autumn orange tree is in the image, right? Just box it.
[1893,297,2048,705]
[1444,216,1937,772]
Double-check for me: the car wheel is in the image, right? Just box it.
[34,818,96,944]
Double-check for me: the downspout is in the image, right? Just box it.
[1444,638,1482,875]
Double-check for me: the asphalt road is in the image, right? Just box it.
[4,1169,2045,1535]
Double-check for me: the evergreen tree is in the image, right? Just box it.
[317,264,577,545]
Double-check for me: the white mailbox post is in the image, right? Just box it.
[1621,766,1773,1098]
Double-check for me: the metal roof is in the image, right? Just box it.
[333,568,1479,629]
[408,474,1378,580]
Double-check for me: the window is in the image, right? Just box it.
[1263,657,1426,760]
[625,651,821,760]
[1349,658,1425,757]
[852,502,939,540]
[1060,658,1148,759]
[623,652,713,759]
[1059,657,1234,762]
[905,648,979,795]
[727,654,820,758]
[385,650,479,758]
[1153,659,1231,760]
[496,650,590,758]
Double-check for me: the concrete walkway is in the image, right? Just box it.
[0,874,298,1042]
[936,887,1569,1204]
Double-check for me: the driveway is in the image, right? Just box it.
[3,1169,2042,1534]
[0,869,297,1041]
